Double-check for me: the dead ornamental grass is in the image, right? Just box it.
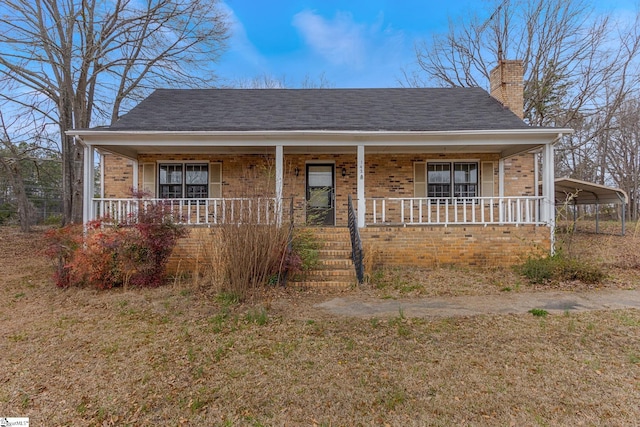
[1,226,639,425]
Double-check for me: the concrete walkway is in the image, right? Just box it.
[315,288,640,318]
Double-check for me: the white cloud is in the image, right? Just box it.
[292,10,368,67]
[218,1,266,69]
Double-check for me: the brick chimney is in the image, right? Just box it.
[490,60,524,120]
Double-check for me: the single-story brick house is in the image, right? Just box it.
[69,60,572,277]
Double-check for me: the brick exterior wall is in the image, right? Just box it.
[111,152,534,226]
[361,225,550,268]
[503,153,536,196]
[103,153,135,198]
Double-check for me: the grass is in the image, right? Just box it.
[1,226,640,425]
[529,308,549,317]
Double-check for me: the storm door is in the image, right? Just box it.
[306,164,335,225]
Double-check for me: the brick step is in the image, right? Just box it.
[318,258,353,268]
[313,233,352,240]
[318,249,352,258]
[290,280,354,289]
[317,241,352,250]
[293,227,356,289]
[291,268,356,281]
[304,268,355,277]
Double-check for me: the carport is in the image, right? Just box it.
[555,177,629,235]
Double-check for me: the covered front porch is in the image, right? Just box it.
[75,129,562,232]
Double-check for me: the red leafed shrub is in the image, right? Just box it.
[43,223,84,288]
[44,201,188,289]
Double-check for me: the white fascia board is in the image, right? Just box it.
[67,128,573,148]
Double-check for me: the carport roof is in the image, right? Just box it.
[555,178,628,204]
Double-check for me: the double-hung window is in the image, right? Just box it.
[159,163,209,199]
[453,163,478,198]
[415,162,479,199]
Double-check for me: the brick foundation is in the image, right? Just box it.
[360,224,550,268]
[166,223,550,276]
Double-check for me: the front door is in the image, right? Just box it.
[306,164,335,226]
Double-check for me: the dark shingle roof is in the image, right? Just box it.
[108,88,530,132]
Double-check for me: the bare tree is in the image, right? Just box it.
[0,111,53,231]
[230,74,289,89]
[604,98,640,219]
[0,0,229,224]
[408,0,640,218]
[228,72,334,89]
[410,0,640,125]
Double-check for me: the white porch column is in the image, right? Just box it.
[498,158,505,197]
[357,145,365,227]
[534,152,539,222]
[275,144,284,225]
[542,142,556,251]
[99,152,105,198]
[132,158,139,192]
[82,143,95,224]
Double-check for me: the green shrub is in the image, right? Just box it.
[518,255,558,284]
[556,257,605,284]
[517,251,604,285]
[290,228,320,272]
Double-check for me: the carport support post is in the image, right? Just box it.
[357,145,365,228]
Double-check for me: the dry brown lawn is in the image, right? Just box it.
[1,225,639,426]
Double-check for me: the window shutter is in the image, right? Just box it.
[209,162,222,198]
[414,162,426,197]
[481,161,494,197]
[142,163,156,197]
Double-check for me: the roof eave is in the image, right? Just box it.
[68,128,574,138]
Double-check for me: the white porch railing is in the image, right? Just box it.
[367,196,544,226]
[92,198,282,225]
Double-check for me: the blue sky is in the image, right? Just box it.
[215,0,638,88]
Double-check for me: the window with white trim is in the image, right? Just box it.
[414,161,479,198]
[159,163,212,199]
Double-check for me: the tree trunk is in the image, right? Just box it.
[0,159,32,232]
